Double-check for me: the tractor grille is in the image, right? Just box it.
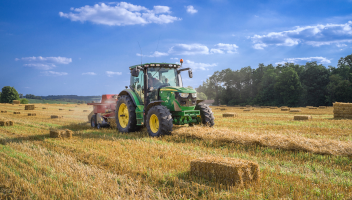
[175,92,196,107]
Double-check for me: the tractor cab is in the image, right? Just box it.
[115,59,214,137]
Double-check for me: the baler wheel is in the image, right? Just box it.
[146,105,173,137]
[91,115,96,128]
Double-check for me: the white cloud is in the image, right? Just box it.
[106,71,122,77]
[336,43,347,47]
[275,57,332,65]
[210,43,238,54]
[170,57,179,60]
[185,5,197,14]
[16,56,72,70]
[82,72,97,75]
[168,44,209,55]
[59,2,181,26]
[41,71,68,76]
[183,60,217,70]
[251,21,352,49]
[136,51,168,57]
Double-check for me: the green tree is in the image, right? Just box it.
[197,92,207,100]
[275,67,302,106]
[1,86,20,103]
[20,98,29,104]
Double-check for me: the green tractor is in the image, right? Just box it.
[115,59,215,137]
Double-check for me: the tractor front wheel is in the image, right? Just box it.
[115,95,138,133]
[146,105,173,137]
[196,104,215,127]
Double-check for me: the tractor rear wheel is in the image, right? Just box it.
[91,115,96,128]
[196,104,215,127]
[146,105,173,137]
[115,95,138,133]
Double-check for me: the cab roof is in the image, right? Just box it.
[129,63,181,70]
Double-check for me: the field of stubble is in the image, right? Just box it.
[0,103,351,199]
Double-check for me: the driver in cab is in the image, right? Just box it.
[148,73,161,90]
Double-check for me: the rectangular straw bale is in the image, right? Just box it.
[6,121,13,126]
[294,115,312,120]
[13,112,20,114]
[281,108,290,111]
[309,107,317,109]
[51,115,62,119]
[333,102,352,118]
[50,129,72,138]
[1,111,7,113]
[319,106,326,109]
[83,110,88,112]
[59,108,64,110]
[65,129,73,138]
[0,121,5,126]
[246,105,251,107]
[42,107,47,109]
[223,113,237,117]
[28,113,36,116]
[12,100,20,104]
[25,105,35,110]
[190,156,260,186]
[69,109,74,111]
[219,105,227,107]
[289,109,301,112]
[220,108,226,111]
[240,107,246,109]
[243,109,251,111]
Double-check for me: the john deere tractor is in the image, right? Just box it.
[115,59,215,137]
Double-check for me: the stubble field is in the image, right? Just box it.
[0,103,351,199]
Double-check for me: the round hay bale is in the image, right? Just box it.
[294,115,312,120]
[223,113,237,117]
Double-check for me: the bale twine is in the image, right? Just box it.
[25,105,35,110]
[49,129,72,139]
[28,113,36,116]
[12,100,20,104]
[333,102,352,119]
[319,106,326,109]
[223,113,237,117]
[281,108,290,111]
[1,111,7,113]
[13,112,20,114]
[294,115,312,120]
[289,109,301,112]
[190,156,260,186]
[0,121,14,126]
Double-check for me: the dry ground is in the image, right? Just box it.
[0,103,351,199]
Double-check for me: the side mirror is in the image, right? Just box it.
[131,68,140,77]
[188,69,193,78]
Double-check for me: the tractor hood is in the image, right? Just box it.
[160,86,196,93]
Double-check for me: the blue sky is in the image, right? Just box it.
[1,0,352,96]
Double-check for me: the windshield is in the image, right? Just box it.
[147,68,181,88]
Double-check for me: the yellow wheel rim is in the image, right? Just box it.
[149,114,159,133]
[118,103,129,128]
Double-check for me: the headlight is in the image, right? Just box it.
[191,93,197,98]
[179,93,189,98]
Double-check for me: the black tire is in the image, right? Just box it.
[196,104,215,127]
[146,105,173,137]
[91,115,96,128]
[115,95,139,133]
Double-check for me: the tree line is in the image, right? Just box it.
[196,54,352,107]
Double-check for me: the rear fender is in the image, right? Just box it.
[118,89,141,106]
[146,101,164,113]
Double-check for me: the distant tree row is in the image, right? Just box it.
[196,54,352,107]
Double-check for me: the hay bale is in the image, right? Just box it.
[333,102,352,119]
[0,121,14,126]
[239,107,246,109]
[24,105,35,110]
[42,107,47,109]
[294,115,312,120]
[13,112,20,114]
[190,156,260,186]
[59,108,64,110]
[246,105,251,107]
[319,106,326,109]
[51,115,63,119]
[12,100,20,104]
[83,110,88,112]
[281,108,290,111]
[289,109,301,112]
[1,111,7,113]
[309,107,317,109]
[0,121,5,126]
[243,109,251,112]
[220,108,226,111]
[28,113,36,116]
[50,129,73,138]
[223,113,237,117]
[219,105,227,107]
[69,109,74,111]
